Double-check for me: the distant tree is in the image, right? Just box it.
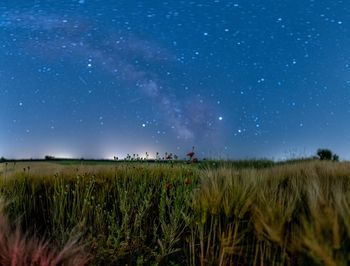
[316,149,333,160]
[0,157,6,162]
[332,154,339,162]
[44,155,55,160]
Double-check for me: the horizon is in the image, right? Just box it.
[0,148,339,162]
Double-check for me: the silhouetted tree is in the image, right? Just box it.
[332,154,339,162]
[316,149,333,160]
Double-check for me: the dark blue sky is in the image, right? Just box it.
[1,0,350,160]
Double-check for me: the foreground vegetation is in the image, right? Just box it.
[0,160,350,265]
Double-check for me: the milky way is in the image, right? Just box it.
[2,9,218,140]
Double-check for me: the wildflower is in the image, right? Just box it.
[165,182,173,190]
[186,146,195,159]
[184,178,192,185]
[192,158,199,163]
[186,151,195,158]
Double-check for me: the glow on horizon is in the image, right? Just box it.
[103,148,159,160]
[53,154,75,159]
[45,150,76,159]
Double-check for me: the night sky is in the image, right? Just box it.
[1,1,350,160]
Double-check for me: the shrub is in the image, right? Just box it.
[332,154,339,161]
[316,149,333,160]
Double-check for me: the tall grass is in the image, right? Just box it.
[0,160,350,265]
[0,163,197,265]
[0,198,90,265]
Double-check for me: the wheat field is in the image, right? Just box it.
[0,160,349,265]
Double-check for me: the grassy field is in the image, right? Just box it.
[0,159,349,265]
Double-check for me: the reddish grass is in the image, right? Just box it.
[0,212,90,266]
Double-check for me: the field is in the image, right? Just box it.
[0,159,349,265]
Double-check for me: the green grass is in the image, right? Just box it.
[0,160,349,265]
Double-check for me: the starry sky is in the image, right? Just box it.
[1,0,350,160]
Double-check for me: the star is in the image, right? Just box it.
[1,0,349,160]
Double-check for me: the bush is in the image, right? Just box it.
[332,154,339,161]
[316,149,333,160]
[44,155,55,160]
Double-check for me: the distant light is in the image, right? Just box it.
[218,116,223,121]
[19,102,23,106]
[53,152,74,159]
[142,123,146,127]
[87,63,92,67]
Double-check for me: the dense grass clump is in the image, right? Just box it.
[0,163,198,265]
[0,160,350,265]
